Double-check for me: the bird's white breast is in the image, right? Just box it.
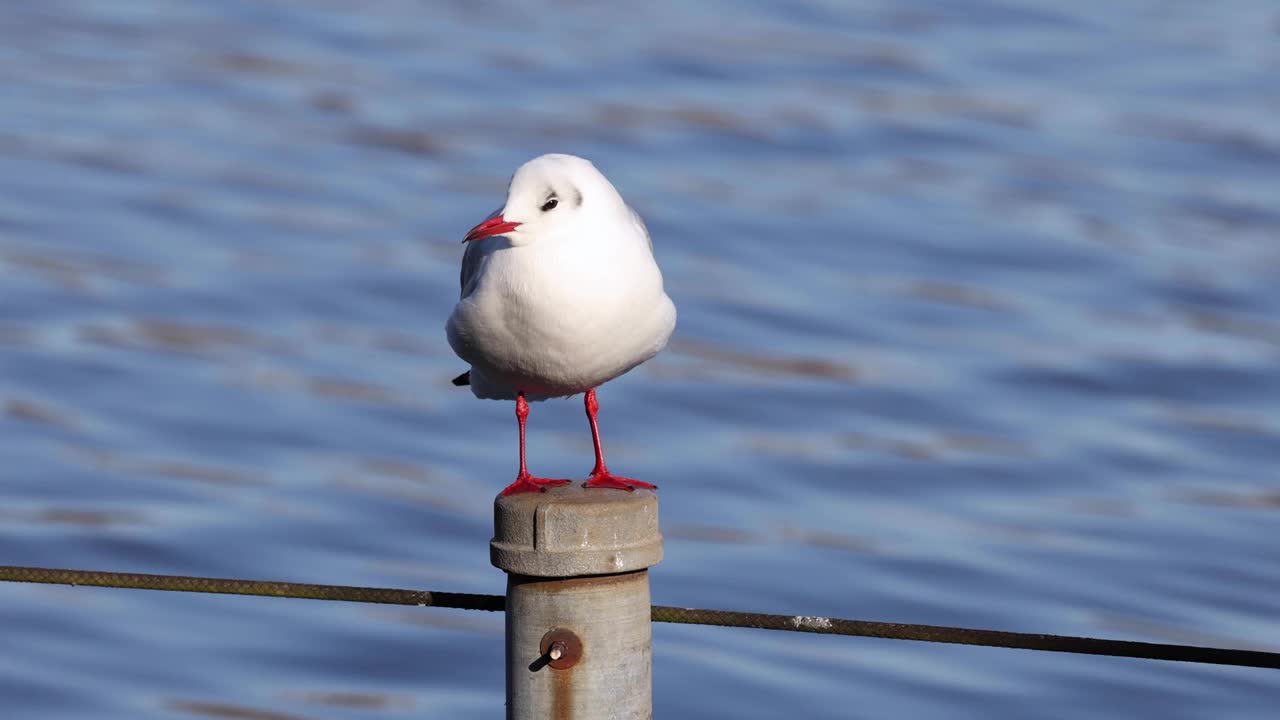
[447,229,675,400]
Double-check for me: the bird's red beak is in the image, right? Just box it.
[463,214,521,243]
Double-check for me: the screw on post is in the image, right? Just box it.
[537,628,582,670]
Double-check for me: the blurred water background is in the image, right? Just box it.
[2,1,1279,718]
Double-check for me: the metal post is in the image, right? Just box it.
[492,484,662,720]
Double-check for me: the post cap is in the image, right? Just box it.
[491,484,662,578]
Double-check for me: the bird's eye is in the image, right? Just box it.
[540,197,559,212]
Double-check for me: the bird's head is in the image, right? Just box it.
[463,154,622,246]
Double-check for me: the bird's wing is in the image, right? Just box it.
[459,239,489,299]
[460,206,505,298]
[628,205,654,253]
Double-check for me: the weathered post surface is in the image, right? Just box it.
[492,484,662,720]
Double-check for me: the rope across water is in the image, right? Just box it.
[2,565,1275,670]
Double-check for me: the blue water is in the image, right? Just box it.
[2,1,1279,717]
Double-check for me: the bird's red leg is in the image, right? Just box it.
[582,388,657,491]
[499,393,571,496]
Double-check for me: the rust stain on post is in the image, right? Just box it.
[551,658,574,720]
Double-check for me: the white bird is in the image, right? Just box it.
[446,154,677,496]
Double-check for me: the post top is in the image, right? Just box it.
[491,484,662,578]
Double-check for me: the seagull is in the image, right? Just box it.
[446,154,677,497]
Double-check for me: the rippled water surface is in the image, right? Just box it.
[3,1,1279,717]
